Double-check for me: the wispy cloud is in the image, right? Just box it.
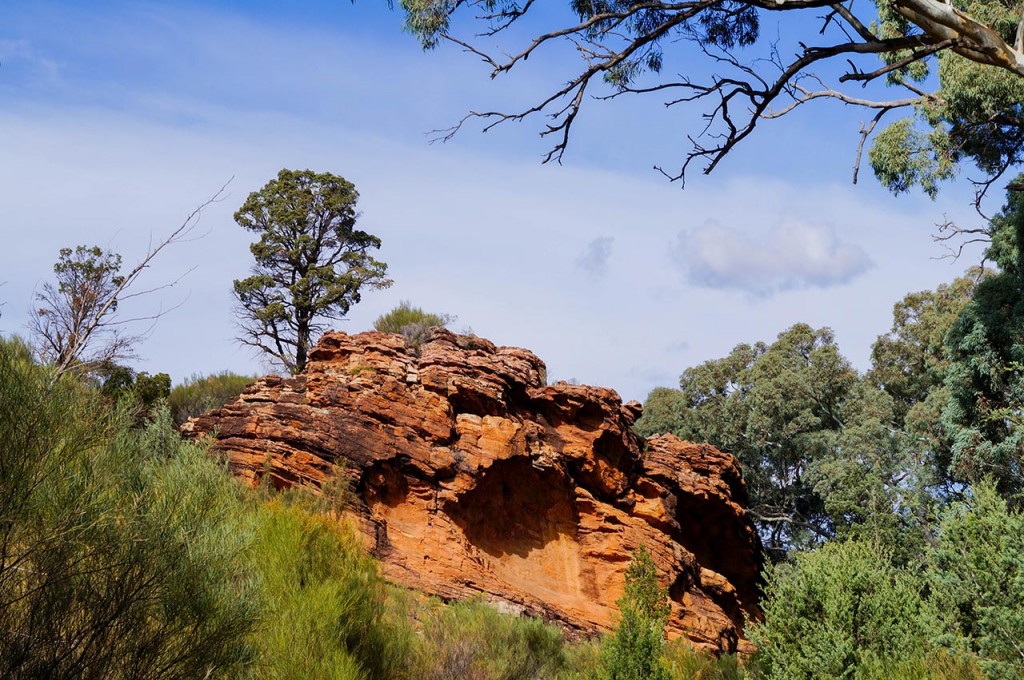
[671,217,873,296]
[575,236,614,280]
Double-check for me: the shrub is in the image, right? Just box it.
[928,482,1024,679]
[250,500,412,680]
[599,546,671,680]
[748,539,938,679]
[662,640,746,680]
[854,649,984,679]
[0,338,258,678]
[167,371,255,424]
[373,300,454,335]
[414,598,567,680]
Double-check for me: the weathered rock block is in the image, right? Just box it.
[184,330,761,653]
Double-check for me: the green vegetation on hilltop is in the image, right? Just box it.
[167,371,256,425]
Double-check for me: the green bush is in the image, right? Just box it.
[373,300,455,351]
[250,499,412,680]
[167,371,255,424]
[748,539,938,679]
[599,546,671,680]
[662,640,746,680]
[854,649,984,679]
[414,598,567,680]
[373,300,454,334]
[557,639,602,679]
[0,337,258,678]
[928,482,1024,679]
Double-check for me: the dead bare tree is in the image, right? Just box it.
[30,182,230,380]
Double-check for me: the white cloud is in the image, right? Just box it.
[575,236,614,279]
[672,217,873,296]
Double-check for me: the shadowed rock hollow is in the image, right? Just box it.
[184,329,762,653]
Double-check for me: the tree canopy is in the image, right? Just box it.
[30,245,128,374]
[400,0,1024,199]
[233,169,392,373]
[943,185,1024,494]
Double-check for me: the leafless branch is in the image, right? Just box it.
[32,180,230,381]
[416,0,1024,184]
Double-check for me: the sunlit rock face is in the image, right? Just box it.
[184,329,761,654]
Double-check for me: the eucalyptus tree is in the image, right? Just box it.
[638,323,930,557]
[400,0,1024,201]
[944,186,1024,495]
[30,185,225,380]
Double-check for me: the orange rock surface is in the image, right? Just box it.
[184,330,761,653]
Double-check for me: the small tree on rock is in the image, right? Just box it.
[234,169,391,373]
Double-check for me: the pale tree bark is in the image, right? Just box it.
[30,181,230,382]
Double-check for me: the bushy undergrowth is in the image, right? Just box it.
[167,371,255,425]
[20,332,1022,679]
[250,499,412,680]
[0,337,257,679]
[414,598,567,679]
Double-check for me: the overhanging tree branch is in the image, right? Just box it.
[403,0,1024,189]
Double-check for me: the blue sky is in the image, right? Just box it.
[0,1,988,401]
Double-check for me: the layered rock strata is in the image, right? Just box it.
[184,330,761,653]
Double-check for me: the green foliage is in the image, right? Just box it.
[373,299,455,349]
[640,312,980,559]
[943,188,1024,493]
[866,0,1024,196]
[868,117,957,199]
[661,640,746,680]
[31,244,129,373]
[233,169,392,374]
[167,371,256,424]
[868,273,980,491]
[599,546,670,680]
[557,640,602,680]
[853,649,985,680]
[0,338,257,678]
[134,370,172,405]
[928,482,1024,678]
[414,598,567,679]
[633,387,686,438]
[643,325,866,553]
[99,364,171,408]
[749,540,939,679]
[250,500,412,680]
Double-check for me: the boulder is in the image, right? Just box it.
[184,329,761,653]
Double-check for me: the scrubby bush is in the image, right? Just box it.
[661,641,746,680]
[854,649,984,679]
[414,598,567,680]
[928,482,1024,679]
[599,546,671,680]
[167,371,255,424]
[250,499,412,680]
[373,300,454,335]
[0,337,258,678]
[373,300,455,352]
[749,539,938,679]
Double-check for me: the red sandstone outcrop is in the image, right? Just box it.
[184,330,761,653]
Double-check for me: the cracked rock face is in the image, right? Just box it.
[184,329,761,653]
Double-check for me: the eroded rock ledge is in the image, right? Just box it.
[184,330,761,653]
